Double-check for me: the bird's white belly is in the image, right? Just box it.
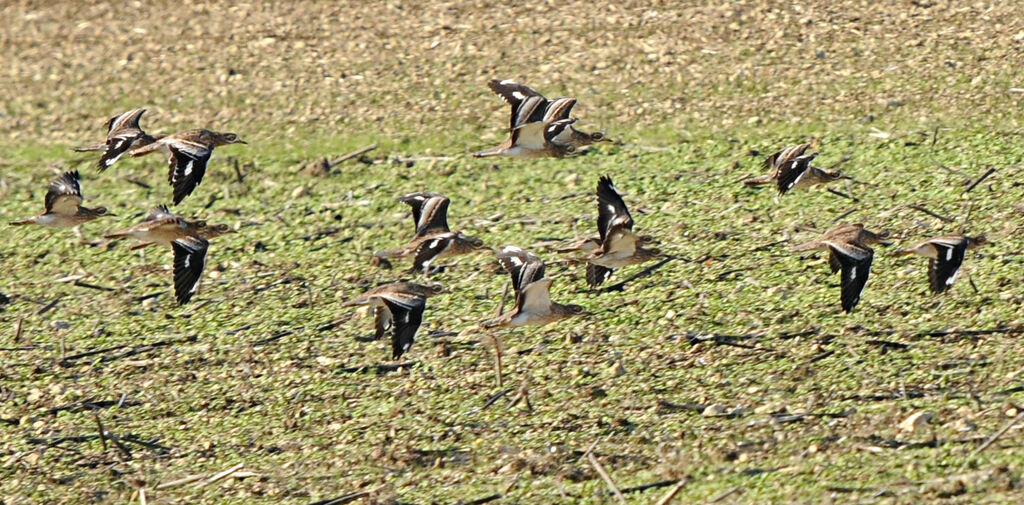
[503,146,548,158]
[509,310,551,327]
[592,251,634,268]
[911,245,939,259]
[35,214,74,228]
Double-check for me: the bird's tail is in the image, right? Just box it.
[129,141,162,157]
[9,218,33,226]
[103,231,132,240]
[741,175,773,187]
[790,241,824,252]
[72,143,105,152]
[472,148,501,158]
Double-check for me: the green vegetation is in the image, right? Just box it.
[2,1,1024,504]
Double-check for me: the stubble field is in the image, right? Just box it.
[2,1,1024,504]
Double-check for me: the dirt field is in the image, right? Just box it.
[2,1,1024,504]
[3,1,1024,145]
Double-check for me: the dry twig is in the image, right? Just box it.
[587,452,626,505]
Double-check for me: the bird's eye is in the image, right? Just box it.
[566,145,576,153]
[592,132,605,141]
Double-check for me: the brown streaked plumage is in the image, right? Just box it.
[792,223,890,313]
[74,108,160,170]
[104,205,234,305]
[104,205,234,250]
[474,79,609,158]
[743,143,847,194]
[9,171,112,228]
[569,176,660,287]
[342,281,441,359]
[411,231,487,274]
[898,234,987,293]
[373,192,487,273]
[483,246,584,328]
[130,129,246,204]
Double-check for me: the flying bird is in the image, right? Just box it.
[9,170,112,228]
[560,176,660,287]
[792,223,890,313]
[743,143,847,195]
[474,80,609,158]
[73,108,160,170]
[130,129,246,204]
[372,192,486,274]
[342,281,441,359]
[898,234,987,293]
[104,205,234,305]
[484,246,584,328]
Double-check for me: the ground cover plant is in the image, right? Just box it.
[2,1,1024,503]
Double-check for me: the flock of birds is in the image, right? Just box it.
[8,80,988,361]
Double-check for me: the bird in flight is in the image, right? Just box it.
[73,108,161,170]
[474,80,609,158]
[792,223,890,313]
[9,170,112,229]
[342,281,441,359]
[897,234,988,293]
[130,129,246,204]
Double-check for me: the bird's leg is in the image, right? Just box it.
[494,337,503,389]
[495,281,510,317]
[966,269,980,294]
[484,333,504,389]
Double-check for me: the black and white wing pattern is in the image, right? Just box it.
[344,282,434,358]
[776,153,818,195]
[373,306,393,341]
[172,235,209,305]
[488,79,547,130]
[167,142,212,205]
[379,292,427,359]
[398,192,451,237]
[98,108,147,170]
[763,143,811,171]
[496,246,546,294]
[144,205,176,222]
[543,118,578,146]
[487,79,576,130]
[826,242,873,313]
[45,170,84,216]
[926,237,969,293]
[586,263,614,287]
[542,97,578,123]
[412,232,455,273]
[596,176,634,243]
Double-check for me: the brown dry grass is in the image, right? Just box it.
[3,0,1024,148]
[4,2,1024,505]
